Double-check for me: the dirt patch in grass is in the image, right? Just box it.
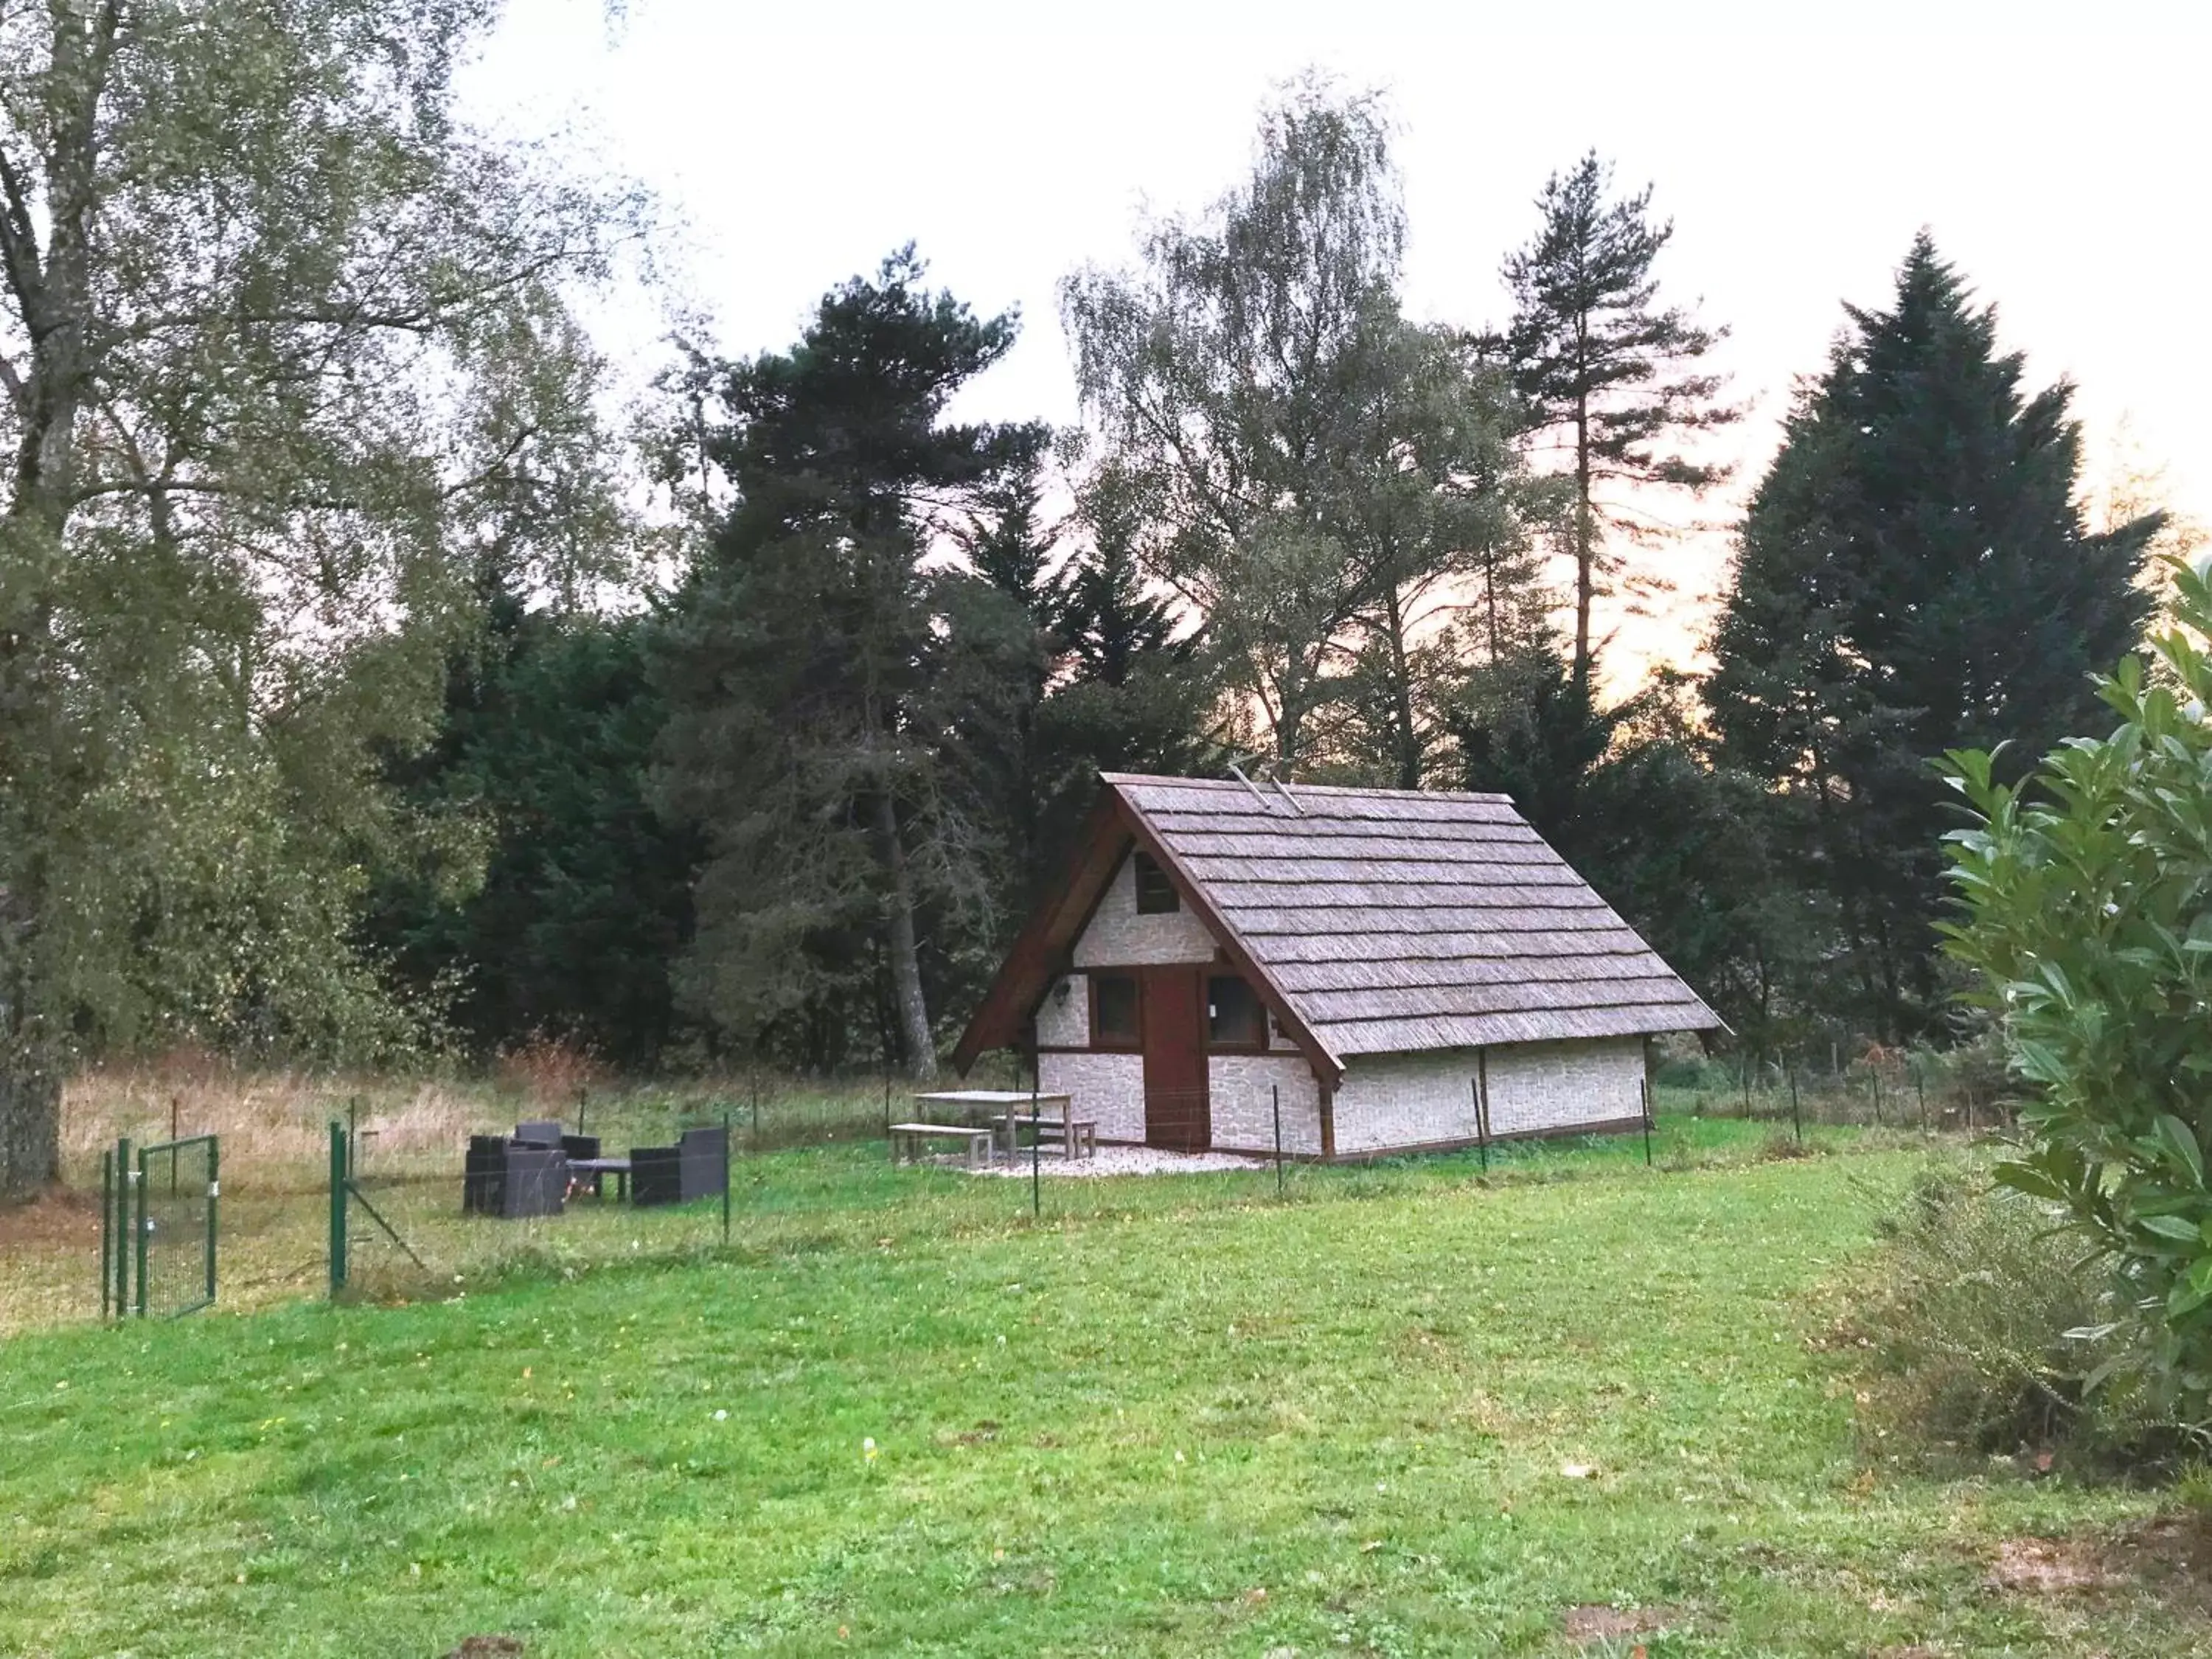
[1561,1602,1678,1642]
[442,1638,525,1659]
[1984,1513,2212,1608]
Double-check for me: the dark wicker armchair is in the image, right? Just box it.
[462,1133,570,1219]
[630,1125,728,1208]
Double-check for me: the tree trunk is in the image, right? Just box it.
[1483,560,1503,668]
[1381,582,1421,789]
[1572,389,1594,691]
[0,8,113,1206]
[873,792,936,1082]
[0,1051,61,1203]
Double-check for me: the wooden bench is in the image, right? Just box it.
[889,1122,997,1168]
[996,1113,1099,1160]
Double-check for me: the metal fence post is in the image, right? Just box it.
[1472,1075,1489,1174]
[721,1107,732,1249]
[133,1144,150,1318]
[328,1119,347,1298]
[1029,1069,1040,1220]
[1641,1077,1655,1169]
[1789,1060,1802,1144]
[206,1136,220,1307]
[1272,1083,1284,1197]
[100,1148,112,1320]
[113,1136,132,1318]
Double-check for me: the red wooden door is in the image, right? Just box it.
[1141,967,1209,1151]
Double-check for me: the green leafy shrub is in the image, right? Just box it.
[1942,557,2212,1416]
[1846,1169,2166,1467]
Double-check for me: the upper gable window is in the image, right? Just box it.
[1133,851,1180,914]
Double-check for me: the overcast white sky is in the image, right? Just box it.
[464,0,2212,679]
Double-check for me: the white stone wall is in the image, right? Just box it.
[1332,1037,1645,1154]
[1485,1038,1645,1136]
[1035,974,1088,1048]
[1208,1052,1321,1155]
[1073,852,1217,967]
[1037,1050,1147,1143]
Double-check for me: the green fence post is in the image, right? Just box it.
[133,1145,150,1318]
[328,1119,347,1298]
[99,1148,112,1320]
[721,1107,731,1249]
[206,1136,220,1307]
[113,1137,131,1318]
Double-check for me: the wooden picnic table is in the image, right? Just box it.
[910,1090,1091,1160]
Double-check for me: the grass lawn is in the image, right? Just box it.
[1,1133,2202,1657]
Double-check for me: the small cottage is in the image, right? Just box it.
[953,773,1722,1159]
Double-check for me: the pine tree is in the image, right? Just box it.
[655,248,1043,1077]
[1497,152,1736,689]
[1705,234,2161,1038]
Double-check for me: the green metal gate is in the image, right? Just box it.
[101,1133,218,1318]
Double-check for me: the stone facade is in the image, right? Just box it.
[1037,1049,1146,1143]
[1484,1038,1645,1135]
[1036,975,1088,1048]
[1331,1037,1644,1154]
[1072,852,1217,967]
[1208,1052,1321,1155]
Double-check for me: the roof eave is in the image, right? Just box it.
[950,791,1128,1075]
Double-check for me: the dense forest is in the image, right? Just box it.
[0,10,2177,1195]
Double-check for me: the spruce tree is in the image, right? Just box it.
[362,582,698,1070]
[1497,152,1736,689]
[1705,234,2160,1038]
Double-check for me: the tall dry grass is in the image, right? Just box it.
[66,1060,485,1185]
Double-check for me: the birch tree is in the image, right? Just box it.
[0,0,640,1198]
[1064,80,1534,778]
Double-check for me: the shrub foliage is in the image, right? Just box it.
[1942,557,2212,1412]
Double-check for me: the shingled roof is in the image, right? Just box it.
[954,772,1722,1077]
[1114,772,1721,1059]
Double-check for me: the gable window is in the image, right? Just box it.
[1092,973,1140,1049]
[1133,851,1179,914]
[1207,975,1266,1049]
